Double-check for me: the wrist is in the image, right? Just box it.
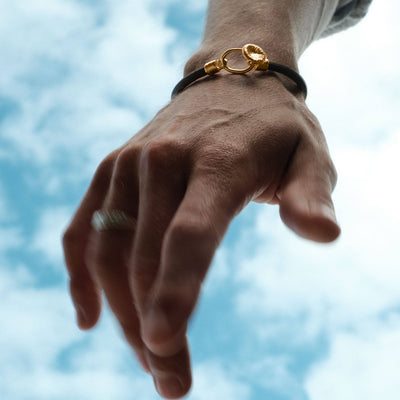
[184,0,339,76]
[184,11,299,75]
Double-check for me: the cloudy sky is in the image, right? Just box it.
[1,0,399,399]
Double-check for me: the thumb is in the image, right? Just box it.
[277,140,340,243]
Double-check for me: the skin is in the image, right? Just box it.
[63,0,342,398]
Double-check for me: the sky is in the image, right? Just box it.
[0,0,399,399]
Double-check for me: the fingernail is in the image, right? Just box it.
[305,199,338,225]
[154,375,183,398]
[312,201,341,241]
[319,203,337,222]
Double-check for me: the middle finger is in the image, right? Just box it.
[129,139,192,398]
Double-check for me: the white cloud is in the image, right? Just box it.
[222,2,400,395]
[300,0,400,146]
[240,355,304,399]
[202,246,230,295]
[0,0,180,183]
[2,0,400,399]
[189,361,251,400]
[0,263,155,400]
[0,185,6,220]
[233,130,400,344]
[0,182,18,223]
[15,370,152,400]
[0,257,254,400]
[0,226,23,253]
[0,185,23,252]
[305,316,400,400]
[230,0,400,343]
[31,206,73,265]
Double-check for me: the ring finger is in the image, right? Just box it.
[87,147,149,371]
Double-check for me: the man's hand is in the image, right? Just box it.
[62,71,339,399]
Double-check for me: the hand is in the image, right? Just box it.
[62,72,340,399]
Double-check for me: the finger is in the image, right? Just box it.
[89,148,150,372]
[92,230,152,372]
[277,139,340,243]
[145,336,192,399]
[62,153,117,330]
[141,169,245,359]
[129,139,187,320]
[127,140,192,398]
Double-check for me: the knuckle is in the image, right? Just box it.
[326,157,338,190]
[97,153,117,174]
[169,219,211,242]
[69,274,94,295]
[89,247,113,273]
[165,218,219,284]
[167,218,218,251]
[313,152,338,193]
[140,138,182,173]
[304,109,323,132]
[62,228,80,253]
[301,126,338,193]
[114,146,141,172]
[91,151,118,193]
[152,283,201,341]
[157,291,193,321]
[131,252,158,270]
[111,146,141,190]
[130,253,159,288]
[119,320,142,347]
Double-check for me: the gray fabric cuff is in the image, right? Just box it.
[321,0,373,37]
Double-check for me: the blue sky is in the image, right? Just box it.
[1,0,400,399]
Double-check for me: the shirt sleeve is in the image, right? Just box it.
[321,0,373,37]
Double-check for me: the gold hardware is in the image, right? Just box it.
[243,44,270,70]
[204,59,224,75]
[221,48,254,74]
[204,44,269,75]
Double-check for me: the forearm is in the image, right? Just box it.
[186,0,339,73]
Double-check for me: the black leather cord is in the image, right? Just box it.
[268,62,307,97]
[171,68,207,99]
[171,62,307,99]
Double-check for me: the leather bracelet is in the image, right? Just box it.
[171,44,307,99]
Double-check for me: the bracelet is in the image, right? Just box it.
[171,44,307,99]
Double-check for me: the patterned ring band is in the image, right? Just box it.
[91,210,137,232]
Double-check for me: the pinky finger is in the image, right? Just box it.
[62,154,116,329]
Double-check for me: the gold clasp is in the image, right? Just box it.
[220,48,254,74]
[204,44,270,75]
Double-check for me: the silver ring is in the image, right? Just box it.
[91,210,137,232]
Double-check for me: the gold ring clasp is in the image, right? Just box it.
[220,48,254,74]
[204,44,270,75]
